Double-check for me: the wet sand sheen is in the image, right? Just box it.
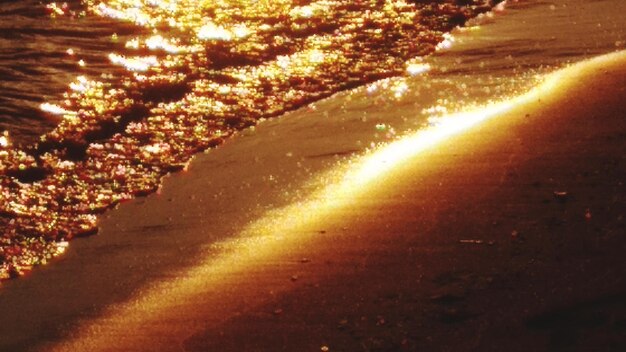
[41,51,626,351]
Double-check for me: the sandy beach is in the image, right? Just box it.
[0,1,624,351]
[32,49,623,352]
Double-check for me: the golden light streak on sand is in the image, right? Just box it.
[49,50,626,351]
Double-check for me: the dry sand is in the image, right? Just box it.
[25,51,623,352]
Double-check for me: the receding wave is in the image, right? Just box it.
[0,0,504,280]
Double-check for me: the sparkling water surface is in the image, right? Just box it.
[0,0,504,280]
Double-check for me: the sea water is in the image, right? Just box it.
[0,0,507,280]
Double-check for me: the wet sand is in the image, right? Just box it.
[20,51,623,351]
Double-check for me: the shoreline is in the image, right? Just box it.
[38,51,626,351]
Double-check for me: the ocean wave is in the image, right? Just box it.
[0,0,504,280]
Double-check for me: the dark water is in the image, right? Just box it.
[0,0,503,280]
[0,0,140,144]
